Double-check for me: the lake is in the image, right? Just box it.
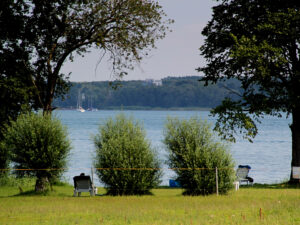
[56,110,292,185]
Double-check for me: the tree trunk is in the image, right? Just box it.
[43,80,55,115]
[35,177,49,192]
[42,70,58,115]
[289,107,300,184]
[43,101,53,115]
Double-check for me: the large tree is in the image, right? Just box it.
[0,1,36,171]
[0,1,34,124]
[1,0,172,114]
[198,0,300,183]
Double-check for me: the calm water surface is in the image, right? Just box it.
[56,110,292,185]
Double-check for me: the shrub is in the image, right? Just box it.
[164,117,235,195]
[0,175,35,188]
[1,113,71,192]
[0,140,9,178]
[94,114,161,195]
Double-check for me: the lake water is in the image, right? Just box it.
[56,110,292,186]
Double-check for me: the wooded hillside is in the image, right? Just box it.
[53,76,241,109]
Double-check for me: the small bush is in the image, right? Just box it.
[164,117,235,195]
[0,175,36,187]
[94,114,161,195]
[2,113,71,192]
[0,140,9,178]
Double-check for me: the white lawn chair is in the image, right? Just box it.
[73,175,97,196]
[236,167,253,185]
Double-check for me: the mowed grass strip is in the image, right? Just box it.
[0,184,300,224]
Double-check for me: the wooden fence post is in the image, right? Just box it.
[91,167,94,184]
[216,167,219,196]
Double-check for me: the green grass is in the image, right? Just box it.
[1,181,300,224]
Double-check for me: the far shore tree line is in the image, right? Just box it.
[1,0,300,188]
[53,77,242,109]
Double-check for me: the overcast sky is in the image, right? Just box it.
[61,0,217,82]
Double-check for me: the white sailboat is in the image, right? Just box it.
[87,96,98,112]
[77,106,85,112]
[77,91,85,112]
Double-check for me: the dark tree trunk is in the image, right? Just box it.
[43,76,55,115]
[289,107,300,184]
[35,177,49,192]
[43,101,53,115]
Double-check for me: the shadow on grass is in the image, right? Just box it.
[156,185,177,189]
[0,190,52,198]
[240,182,300,189]
[1,183,299,198]
[15,190,49,196]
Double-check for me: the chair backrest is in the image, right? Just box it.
[74,177,91,189]
[236,167,249,179]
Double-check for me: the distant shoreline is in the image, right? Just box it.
[56,107,212,111]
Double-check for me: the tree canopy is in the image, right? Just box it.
[0,0,36,137]
[199,0,300,182]
[94,114,161,195]
[0,0,172,114]
[1,113,71,192]
[164,117,234,195]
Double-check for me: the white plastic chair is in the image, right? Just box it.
[236,167,252,185]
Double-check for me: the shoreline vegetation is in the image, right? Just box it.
[53,77,241,110]
[1,180,300,224]
[56,107,212,111]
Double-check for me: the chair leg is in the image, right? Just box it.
[233,181,239,191]
[73,190,77,197]
[90,190,95,196]
[78,192,81,197]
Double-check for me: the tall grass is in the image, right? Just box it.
[1,183,300,224]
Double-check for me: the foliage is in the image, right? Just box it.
[0,175,36,188]
[0,0,36,143]
[164,117,235,195]
[0,0,172,113]
[1,113,71,192]
[94,114,161,195]
[199,0,300,141]
[0,141,9,178]
[0,72,33,176]
[53,77,242,109]
[198,0,300,182]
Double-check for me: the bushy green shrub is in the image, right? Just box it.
[0,175,36,188]
[94,114,161,195]
[164,117,235,195]
[0,140,9,178]
[1,113,71,192]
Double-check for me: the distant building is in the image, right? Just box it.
[144,79,162,86]
[153,80,162,86]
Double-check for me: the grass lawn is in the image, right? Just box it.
[0,181,300,225]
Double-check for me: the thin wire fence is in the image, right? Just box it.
[0,167,235,171]
[1,166,294,195]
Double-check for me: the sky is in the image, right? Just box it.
[61,0,217,82]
